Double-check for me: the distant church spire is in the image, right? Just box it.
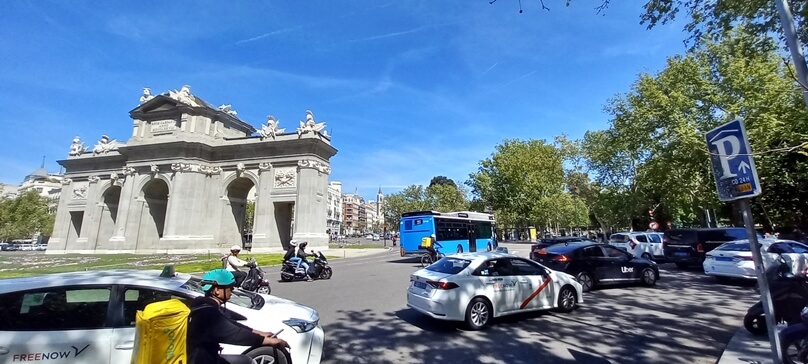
[41,156,45,168]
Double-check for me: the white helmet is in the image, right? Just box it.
[230,245,242,252]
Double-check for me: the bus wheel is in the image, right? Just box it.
[457,245,463,253]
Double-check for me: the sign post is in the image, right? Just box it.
[705,119,780,363]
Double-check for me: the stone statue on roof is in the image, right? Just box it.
[167,85,199,107]
[139,87,154,104]
[92,135,118,155]
[218,104,238,116]
[296,110,326,136]
[68,136,87,157]
[259,115,285,140]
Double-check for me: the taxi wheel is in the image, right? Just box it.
[246,346,291,364]
[556,286,577,313]
[576,271,594,293]
[641,268,657,286]
[465,297,492,330]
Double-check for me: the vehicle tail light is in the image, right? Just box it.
[662,238,667,250]
[553,255,570,263]
[426,281,459,290]
[537,249,548,255]
[629,241,637,249]
[696,243,704,253]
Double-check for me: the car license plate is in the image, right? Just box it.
[413,281,427,289]
[675,252,689,257]
[715,257,734,262]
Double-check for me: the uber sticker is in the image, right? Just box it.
[621,267,634,273]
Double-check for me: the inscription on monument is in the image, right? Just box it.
[151,120,177,134]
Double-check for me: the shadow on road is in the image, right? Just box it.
[320,264,755,364]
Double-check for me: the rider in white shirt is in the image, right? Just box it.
[225,245,249,286]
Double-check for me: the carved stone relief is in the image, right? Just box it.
[298,159,332,174]
[122,167,137,176]
[87,175,100,184]
[296,110,326,137]
[68,136,87,157]
[274,167,297,188]
[258,162,272,172]
[259,115,286,140]
[72,186,88,199]
[61,178,73,185]
[93,135,118,155]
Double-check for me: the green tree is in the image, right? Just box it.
[0,191,54,241]
[244,201,255,234]
[428,176,457,189]
[467,139,566,230]
[425,183,469,213]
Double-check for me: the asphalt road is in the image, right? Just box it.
[269,243,758,364]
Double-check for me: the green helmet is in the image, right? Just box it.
[200,269,236,291]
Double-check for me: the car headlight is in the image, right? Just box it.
[282,318,319,333]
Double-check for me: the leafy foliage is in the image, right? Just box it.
[0,190,55,241]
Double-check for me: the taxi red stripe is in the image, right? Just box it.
[520,276,552,309]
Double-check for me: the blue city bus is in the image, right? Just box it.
[398,210,497,257]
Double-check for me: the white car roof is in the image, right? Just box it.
[0,269,193,294]
[444,251,520,267]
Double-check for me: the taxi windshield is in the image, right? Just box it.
[426,258,471,274]
[182,278,264,310]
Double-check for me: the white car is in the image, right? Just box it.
[703,239,808,281]
[0,268,324,364]
[407,251,583,330]
[609,232,665,261]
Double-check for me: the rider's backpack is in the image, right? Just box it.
[131,299,191,364]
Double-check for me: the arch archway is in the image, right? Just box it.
[139,179,169,245]
[221,177,256,248]
[95,186,121,248]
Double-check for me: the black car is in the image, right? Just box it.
[663,227,763,268]
[533,241,659,292]
[529,237,595,261]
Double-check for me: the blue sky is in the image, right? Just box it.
[0,1,687,201]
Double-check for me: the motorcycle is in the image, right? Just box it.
[745,255,808,336]
[280,251,333,282]
[238,257,272,295]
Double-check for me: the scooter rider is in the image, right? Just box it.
[296,242,316,281]
[188,269,289,364]
[225,245,249,287]
[423,234,442,263]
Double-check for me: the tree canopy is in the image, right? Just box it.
[0,191,55,242]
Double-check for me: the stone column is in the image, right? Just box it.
[252,162,278,252]
[109,169,138,251]
[81,176,104,251]
[46,178,75,254]
[292,160,330,248]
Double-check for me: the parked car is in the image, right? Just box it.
[0,268,324,364]
[663,227,763,268]
[704,239,808,281]
[609,232,665,262]
[533,241,659,292]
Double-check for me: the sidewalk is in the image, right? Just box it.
[716,326,783,364]
[323,247,392,259]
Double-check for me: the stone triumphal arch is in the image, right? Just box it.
[48,85,336,254]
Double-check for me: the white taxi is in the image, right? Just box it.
[0,268,323,364]
[407,251,583,330]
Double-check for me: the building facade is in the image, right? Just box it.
[326,181,343,237]
[49,85,336,254]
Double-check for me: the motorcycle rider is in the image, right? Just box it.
[296,241,316,281]
[224,245,249,287]
[188,269,289,364]
[422,234,442,263]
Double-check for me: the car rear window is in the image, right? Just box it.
[545,242,590,254]
[426,258,471,274]
[715,242,751,251]
[609,234,628,242]
[665,230,698,244]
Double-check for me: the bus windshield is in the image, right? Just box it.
[398,211,496,257]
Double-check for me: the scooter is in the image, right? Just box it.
[745,255,808,336]
[280,251,333,282]
[240,257,272,295]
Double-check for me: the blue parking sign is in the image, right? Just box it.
[705,119,762,201]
